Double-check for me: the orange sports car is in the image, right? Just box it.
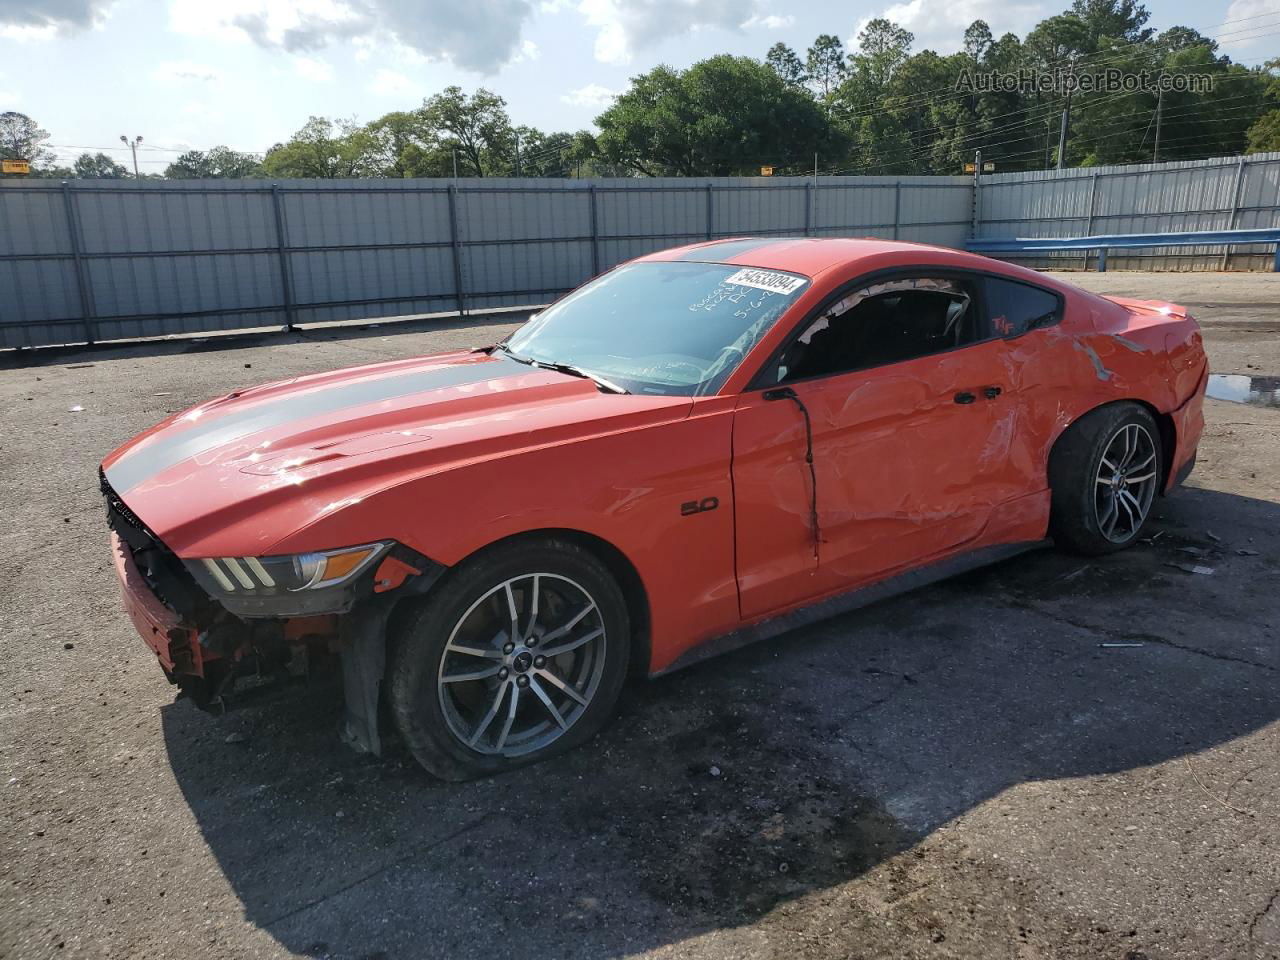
[102,237,1207,780]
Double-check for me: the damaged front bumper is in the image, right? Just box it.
[110,527,341,711]
[104,475,441,752]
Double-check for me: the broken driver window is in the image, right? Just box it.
[775,276,980,383]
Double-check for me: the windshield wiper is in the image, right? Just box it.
[492,342,627,394]
[530,359,629,395]
[491,341,533,364]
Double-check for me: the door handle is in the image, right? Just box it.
[983,385,1003,399]
[954,391,976,404]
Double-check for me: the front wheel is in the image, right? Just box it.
[1049,403,1162,556]
[389,539,630,781]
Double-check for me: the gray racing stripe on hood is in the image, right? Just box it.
[668,238,799,262]
[106,355,524,493]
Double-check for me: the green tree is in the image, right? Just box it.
[1071,0,1153,47]
[766,43,807,87]
[72,152,129,178]
[1246,58,1280,154]
[595,55,837,176]
[165,146,263,179]
[261,117,380,178]
[421,86,513,176]
[831,20,917,172]
[364,110,448,177]
[964,21,994,63]
[806,35,846,100]
[0,111,55,168]
[559,130,632,177]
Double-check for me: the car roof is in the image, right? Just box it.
[635,236,1006,280]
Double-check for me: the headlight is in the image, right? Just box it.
[186,542,391,618]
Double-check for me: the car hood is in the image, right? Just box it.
[102,349,692,557]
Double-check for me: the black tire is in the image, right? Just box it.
[1049,402,1162,556]
[389,537,630,781]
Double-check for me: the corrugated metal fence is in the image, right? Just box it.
[978,152,1280,270]
[1,152,1277,350]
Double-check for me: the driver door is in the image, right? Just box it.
[731,272,1033,620]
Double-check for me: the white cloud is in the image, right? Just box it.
[849,0,1045,54]
[1220,0,1280,51]
[368,68,415,96]
[0,0,113,32]
[512,38,540,62]
[168,0,535,74]
[577,0,763,64]
[0,20,58,39]
[154,60,223,83]
[561,82,617,107]
[743,13,793,29]
[293,55,335,82]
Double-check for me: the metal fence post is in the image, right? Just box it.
[588,183,600,275]
[804,181,813,237]
[1085,171,1100,236]
[269,184,296,331]
[705,183,714,241]
[893,181,902,241]
[1221,155,1248,270]
[60,181,95,346]
[447,185,467,316]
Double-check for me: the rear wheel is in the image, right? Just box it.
[389,539,630,781]
[1049,403,1162,556]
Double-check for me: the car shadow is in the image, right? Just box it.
[161,485,1280,959]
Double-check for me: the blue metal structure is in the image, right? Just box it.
[966,228,1280,272]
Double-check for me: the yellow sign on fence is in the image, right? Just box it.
[1,159,30,175]
[760,166,774,177]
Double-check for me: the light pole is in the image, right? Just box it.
[119,135,143,178]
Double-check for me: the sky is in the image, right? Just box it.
[1,0,1277,171]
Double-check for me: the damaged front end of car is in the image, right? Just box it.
[101,469,442,754]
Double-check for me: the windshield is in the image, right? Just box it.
[503,261,810,396]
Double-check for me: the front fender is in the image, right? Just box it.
[266,402,743,673]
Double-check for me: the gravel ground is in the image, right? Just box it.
[1,271,1278,960]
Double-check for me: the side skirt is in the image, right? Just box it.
[652,539,1050,677]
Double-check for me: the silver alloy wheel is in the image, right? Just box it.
[436,573,607,757]
[1094,422,1158,543]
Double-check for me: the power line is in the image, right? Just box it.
[820,94,1267,177]
[819,65,1271,177]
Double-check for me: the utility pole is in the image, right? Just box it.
[1056,61,1073,171]
[971,149,982,237]
[452,148,458,180]
[1153,83,1164,163]
[813,151,818,187]
[515,131,521,177]
[1056,95,1071,170]
[1044,117,1053,169]
[119,134,143,178]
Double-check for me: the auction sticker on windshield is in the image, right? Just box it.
[724,268,807,295]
